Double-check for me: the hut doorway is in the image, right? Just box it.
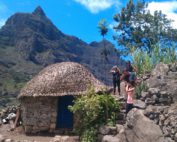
[56,95,74,129]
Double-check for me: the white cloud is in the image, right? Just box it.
[147,1,177,28]
[0,19,5,28]
[73,0,120,13]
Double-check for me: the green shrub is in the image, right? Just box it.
[80,127,97,142]
[135,81,148,98]
[68,87,119,142]
[3,79,16,92]
[131,44,177,74]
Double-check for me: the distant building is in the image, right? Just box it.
[18,62,105,133]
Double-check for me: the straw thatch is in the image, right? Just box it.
[18,62,105,98]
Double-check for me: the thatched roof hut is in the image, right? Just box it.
[18,62,104,98]
[18,62,105,133]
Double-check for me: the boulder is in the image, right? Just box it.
[145,98,156,105]
[99,125,117,135]
[158,97,172,105]
[53,135,62,142]
[116,112,125,122]
[174,133,177,141]
[164,137,175,142]
[146,67,177,102]
[148,88,160,96]
[0,119,2,125]
[163,103,177,138]
[116,124,124,134]
[166,71,177,79]
[0,134,5,142]
[151,63,169,77]
[143,104,177,140]
[100,125,127,142]
[115,124,126,142]
[4,139,13,142]
[140,91,149,100]
[125,109,165,142]
[101,133,126,142]
[133,100,146,109]
[102,135,120,142]
[146,77,166,88]
[165,84,177,102]
[144,105,167,117]
[115,134,126,142]
[169,63,177,72]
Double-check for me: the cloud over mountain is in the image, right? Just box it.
[73,0,120,13]
[148,1,177,28]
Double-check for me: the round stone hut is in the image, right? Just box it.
[18,62,105,133]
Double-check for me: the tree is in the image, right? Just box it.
[98,19,108,39]
[98,19,109,61]
[113,0,177,54]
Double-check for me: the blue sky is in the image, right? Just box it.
[0,0,177,45]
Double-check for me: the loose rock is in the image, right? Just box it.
[126,109,165,142]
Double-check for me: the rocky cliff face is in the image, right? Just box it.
[99,63,177,142]
[0,6,124,107]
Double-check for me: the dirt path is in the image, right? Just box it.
[0,124,54,142]
[0,124,79,142]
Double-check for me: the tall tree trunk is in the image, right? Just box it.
[103,36,107,84]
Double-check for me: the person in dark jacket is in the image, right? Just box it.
[110,66,121,95]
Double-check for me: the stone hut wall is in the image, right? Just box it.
[20,97,58,133]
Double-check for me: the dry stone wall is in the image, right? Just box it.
[20,97,58,133]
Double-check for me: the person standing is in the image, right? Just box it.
[125,61,137,82]
[110,66,121,95]
[125,81,135,114]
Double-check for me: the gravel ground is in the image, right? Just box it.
[0,124,55,142]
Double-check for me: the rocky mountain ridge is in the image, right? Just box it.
[0,6,124,107]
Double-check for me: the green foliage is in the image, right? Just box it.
[131,44,177,74]
[98,19,110,62]
[3,79,16,92]
[9,70,30,83]
[131,47,153,74]
[98,19,108,38]
[80,127,97,142]
[113,0,177,53]
[2,71,29,93]
[69,87,119,142]
[135,81,148,98]
[152,44,177,64]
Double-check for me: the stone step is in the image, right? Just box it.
[116,120,126,125]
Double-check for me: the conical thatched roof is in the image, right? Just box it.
[18,62,105,98]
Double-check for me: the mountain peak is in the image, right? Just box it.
[32,6,46,17]
[90,39,114,48]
